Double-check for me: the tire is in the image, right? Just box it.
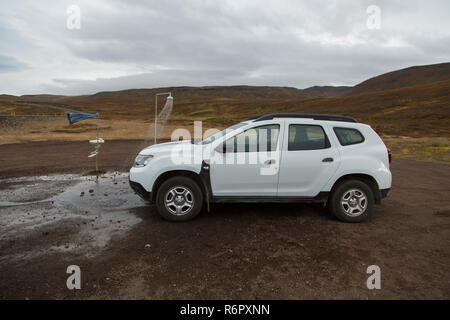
[329,179,374,223]
[155,176,203,221]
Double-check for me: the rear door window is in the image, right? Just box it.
[288,124,330,151]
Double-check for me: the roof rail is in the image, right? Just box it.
[250,113,358,123]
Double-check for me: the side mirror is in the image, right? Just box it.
[215,142,227,153]
[215,141,234,153]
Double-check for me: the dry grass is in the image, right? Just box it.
[0,117,226,145]
[383,136,450,165]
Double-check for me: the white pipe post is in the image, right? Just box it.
[96,115,99,183]
[154,95,158,145]
[154,92,171,145]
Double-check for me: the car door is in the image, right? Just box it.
[277,121,340,197]
[210,121,283,196]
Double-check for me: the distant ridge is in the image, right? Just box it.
[302,86,350,98]
[342,62,450,96]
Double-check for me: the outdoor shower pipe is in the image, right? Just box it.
[154,92,172,144]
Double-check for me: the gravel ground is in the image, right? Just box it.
[0,140,449,299]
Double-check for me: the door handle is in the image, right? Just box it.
[322,157,333,162]
[264,159,276,165]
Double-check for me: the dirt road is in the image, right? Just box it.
[0,140,449,299]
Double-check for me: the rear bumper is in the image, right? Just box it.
[129,178,151,201]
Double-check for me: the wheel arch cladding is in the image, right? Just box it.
[331,173,382,204]
[151,170,207,203]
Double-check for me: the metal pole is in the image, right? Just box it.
[96,116,99,183]
[154,95,158,145]
[154,92,171,145]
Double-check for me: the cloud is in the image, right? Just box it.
[0,55,28,72]
[0,0,449,95]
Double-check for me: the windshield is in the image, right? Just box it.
[200,122,248,144]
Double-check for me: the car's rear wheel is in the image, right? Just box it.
[155,176,203,221]
[329,179,374,222]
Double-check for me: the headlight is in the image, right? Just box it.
[134,154,153,167]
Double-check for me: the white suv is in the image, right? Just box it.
[129,114,391,222]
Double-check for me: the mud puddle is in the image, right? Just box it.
[0,172,146,264]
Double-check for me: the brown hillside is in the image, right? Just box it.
[0,86,310,119]
[303,86,350,98]
[267,80,450,137]
[1,64,449,139]
[343,62,450,96]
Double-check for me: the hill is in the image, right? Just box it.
[343,62,450,96]
[302,86,350,97]
[0,63,449,138]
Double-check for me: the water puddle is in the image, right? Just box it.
[0,172,147,263]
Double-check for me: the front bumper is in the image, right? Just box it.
[380,188,390,198]
[129,178,151,201]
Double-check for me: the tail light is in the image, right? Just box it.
[387,148,392,164]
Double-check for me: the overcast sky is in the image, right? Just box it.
[1,0,449,95]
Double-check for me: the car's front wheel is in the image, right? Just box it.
[329,179,374,222]
[155,176,203,221]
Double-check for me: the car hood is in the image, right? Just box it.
[139,140,195,156]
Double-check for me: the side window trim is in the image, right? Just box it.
[333,127,365,146]
[287,124,331,151]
